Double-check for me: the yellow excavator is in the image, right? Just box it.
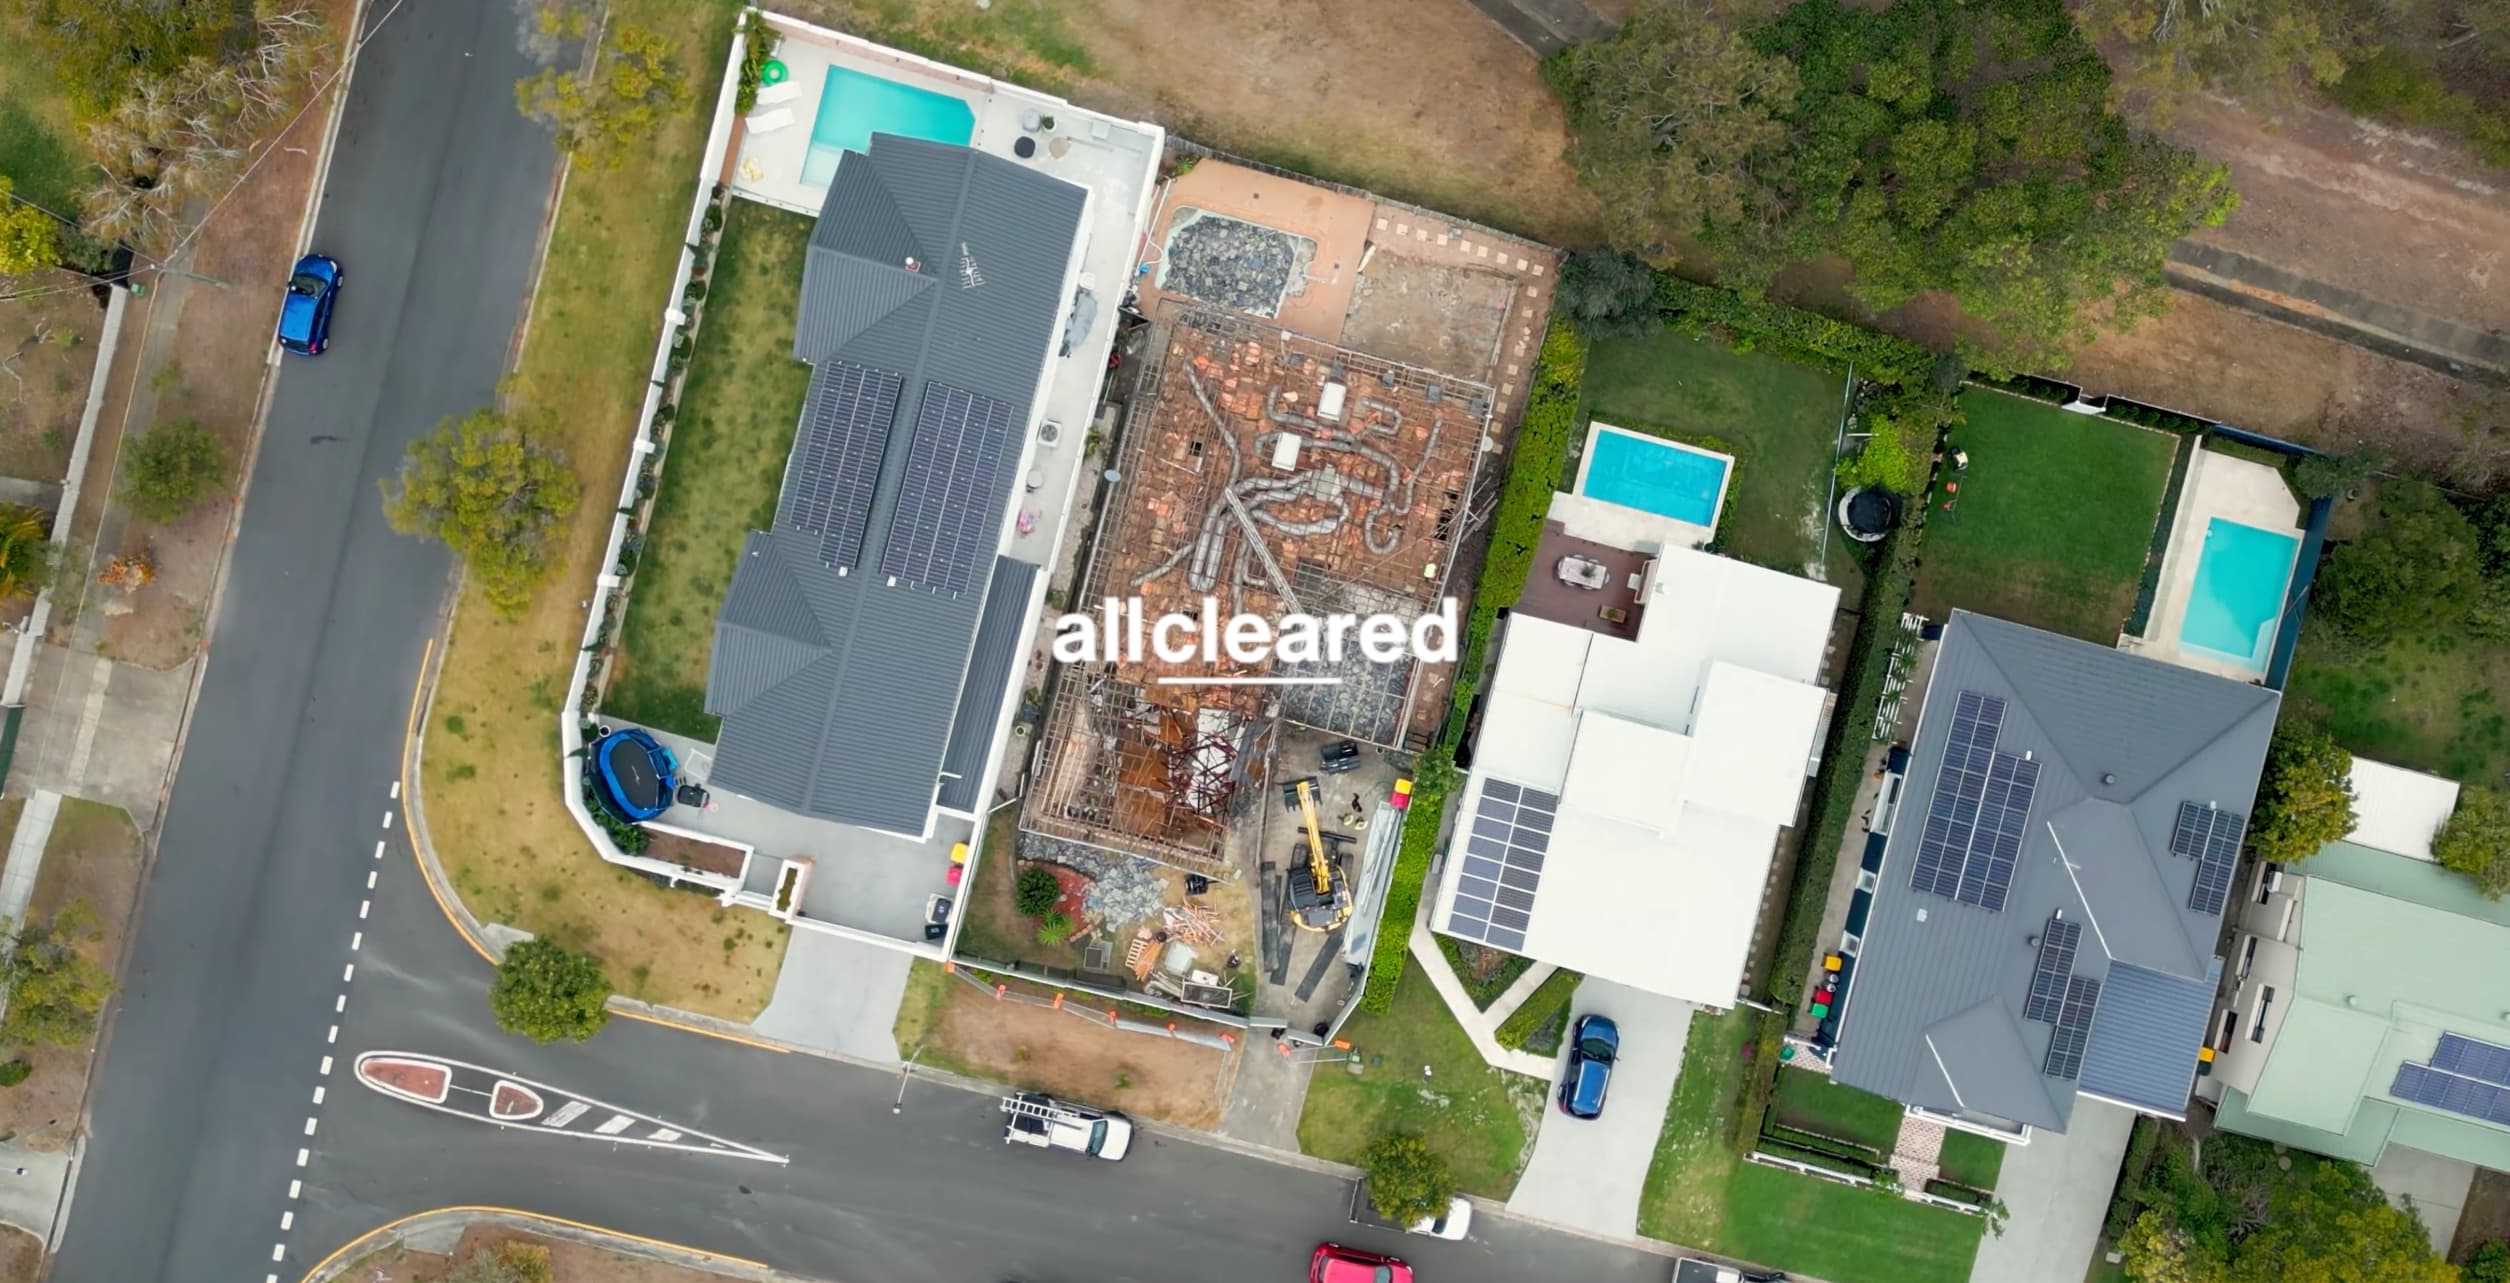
[1286,777,1353,932]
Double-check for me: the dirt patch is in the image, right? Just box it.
[0,288,105,481]
[0,1225,39,1283]
[902,962,1236,1127]
[2058,290,2510,489]
[0,799,142,1151]
[2451,1166,2510,1261]
[1341,256,1519,376]
[347,1223,761,1283]
[640,828,748,879]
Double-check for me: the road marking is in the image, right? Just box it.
[390,780,400,800]
[352,1053,788,1163]
[373,840,385,860]
[334,994,345,1013]
[342,964,355,983]
[327,1025,338,1043]
[594,1114,635,1136]
[650,1128,681,1142]
[296,1149,309,1167]
[381,811,394,830]
[312,1086,325,1105]
[366,869,377,889]
[304,1117,318,1136]
[272,1245,286,1262]
[281,1211,294,1230]
[544,1101,589,1127]
[319,1057,332,1076]
[351,931,362,951]
[359,899,370,919]
[289,1180,301,1199]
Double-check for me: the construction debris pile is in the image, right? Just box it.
[1018,833,1168,928]
[1158,209,1314,318]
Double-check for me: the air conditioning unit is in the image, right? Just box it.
[2261,867,2284,895]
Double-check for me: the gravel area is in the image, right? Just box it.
[1017,833,1168,928]
[1160,209,1314,317]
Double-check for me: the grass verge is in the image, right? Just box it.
[1581,327,1853,578]
[423,0,790,1019]
[603,199,815,738]
[1639,1007,1758,1246]
[1298,965,1543,1200]
[1915,391,2176,643]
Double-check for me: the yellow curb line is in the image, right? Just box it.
[610,1006,789,1053]
[401,637,495,965]
[297,1205,770,1282]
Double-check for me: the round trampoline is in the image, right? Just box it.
[1837,486,1900,543]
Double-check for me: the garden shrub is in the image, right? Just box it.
[1014,865,1059,918]
[1653,274,1931,386]
[1494,967,1582,1050]
[1035,911,1074,946]
[1756,1139,1881,1181]
[0,1059,28,1087]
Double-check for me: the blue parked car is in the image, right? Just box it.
[589,728,678,823]
[1558,1013,1619,1119]
[276,253,341,356]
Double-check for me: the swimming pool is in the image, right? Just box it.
[1575,424,1734,531]
[2179,517,2300,671]
[799,65,977,188]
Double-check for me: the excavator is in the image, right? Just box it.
[1284,777,1353,932]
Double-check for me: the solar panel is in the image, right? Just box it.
[2042,974,2102,1080]
[2393,1063,2510,1127]
[1911,693,2002,898]
[881,382,1022,594]
[2170,800,2214,859]
[2186,806,2247,916]
[1955,753,2038,912]
[785,361,902,567]
[2435,1034,2510,1087]
[1441,778,1558,953]
[2024,917,2081,1023]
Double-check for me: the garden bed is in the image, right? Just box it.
[640,826,748,879]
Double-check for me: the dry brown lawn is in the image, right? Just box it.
[0,1225,38,1283]
[351,1224,767,1283]
[895,960,1236,1128]
[421,2,785,1019]
[0,799,142,1151]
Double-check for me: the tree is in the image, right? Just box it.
[444,1242,554,1283]
[2436,785,2510,897]
[2292,446,2387,501]
[2314,479,2485,639]
[2077,0,2366,123]
[1014,865,1059,917]
[1544,0,1800,264]
[381,407,580,618]
[0,504,52,600]
[117,417,231,523]
[516,23,691,168]
[2249,723,2356,866]
[489,938,611,1043]
[1360,1131,1456,1227]
[2226,1162,2454,1283]
[0,0,251,117]
[2475,491,2510,582]
[0,178,62,277]
[1552,249,1661,338]
[2464,1241,2510,1283]
[0,900,115,1048]
[2119,1208,2221,1283]
[77,2,331,252]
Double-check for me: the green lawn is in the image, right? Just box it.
[1639,1008,1758,1245]
[2287,624,2510,787]
[1937,1129,2008,1192]
[1581,328,1851,580]
[603,200,817,739]
[1914,391,2178,643]
[1771,1067,1906,1153]
[1296,966,1542,1200]
[1721,1162,1984,1283]
[0,34,82,217]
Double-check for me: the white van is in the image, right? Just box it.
[1000,1092,1134,1161]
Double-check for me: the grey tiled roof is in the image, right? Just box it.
[937,556,1039,814]
[1830,612,2279,1131]
[704,135,1085,835]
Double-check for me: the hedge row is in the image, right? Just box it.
[1361,323,1590,1013]
[1764,1118,1887,1164]
[1924,1179,1994,1207]
[1495,966,1584,1051]
[1652,274,1931,386]
[1756,1139,1884,1182]
[2102,397,2214,436]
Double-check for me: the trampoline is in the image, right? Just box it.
[591,728,679,822]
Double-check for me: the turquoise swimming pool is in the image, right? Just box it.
[1575,424,1733,530]
[2180,517,2299,671]
[799,65,976,188]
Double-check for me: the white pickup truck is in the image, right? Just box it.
[1672,1259,1786,1283]
[1000,1092,1134,1161]
[1347,1178,1472,1241]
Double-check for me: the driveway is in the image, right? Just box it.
[752,928,912,1064]
[1967,1097,2135,1283]
[1507,980,1693,1238]
[2372,1144,2475,1257]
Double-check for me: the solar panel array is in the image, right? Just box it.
[2393,1063,2510,1127]
[787,361,902,567]
[1908,691,2041,913]
[2024,917,2082,1024]
[2042,974,2103,1080]
[2170,801,2249,917]
[1442,779,1556,954]
[2434,1034,2510,1086]
[881,382,1020,595]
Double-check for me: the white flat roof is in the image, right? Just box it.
[1434,544,1839,1007]
[2342,757,2462,862]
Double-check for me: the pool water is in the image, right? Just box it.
[800,66,977,188]
[2179,517,2299,670]
[1577,425,1733,530]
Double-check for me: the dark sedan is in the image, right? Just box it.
[1557,1013,1620,1119]
[276,253,341,355]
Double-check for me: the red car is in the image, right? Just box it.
[1311,1243,1413,1283]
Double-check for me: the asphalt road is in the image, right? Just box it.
[49,1,1692,1281]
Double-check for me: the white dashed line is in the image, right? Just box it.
[280,1211,294,1231]
[373,840,385,860]
[296,1149,309,1168]
[390,781,401,800]
[289,1180,302,1199]
[304,1117,318,1136]
[342,964,355,983]
[319,1057,332,1076]
[381,811,394,830]
[327,1025,338,1044]
[359,900,370,919]
[272,1245,286,1263]
[334,994,345,1013]
[351,932,362,951]
[366,869,377,890]
[312,1087,325,1105]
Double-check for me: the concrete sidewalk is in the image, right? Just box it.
[1404,889,1557,1079]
